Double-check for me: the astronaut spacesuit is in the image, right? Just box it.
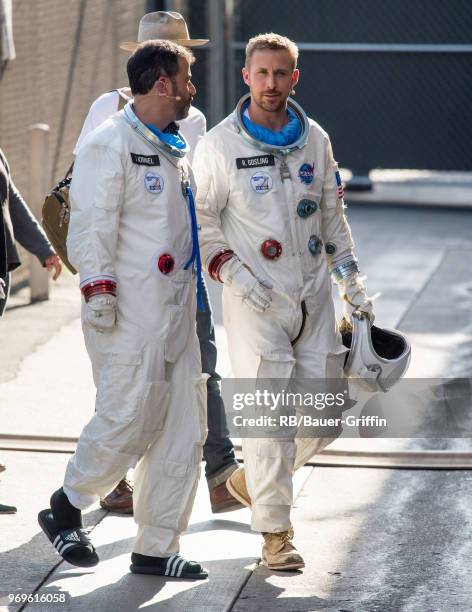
[194,94,370,534]
[64,102,207,558]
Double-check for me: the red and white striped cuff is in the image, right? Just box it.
[80,279,117,303]
[208,249,236,283]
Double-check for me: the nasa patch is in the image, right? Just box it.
[144,171,164,194]
[298,163,315,185]
[250,171,273,194]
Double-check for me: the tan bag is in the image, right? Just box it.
[41,163,77,274]
[41,90,129,275]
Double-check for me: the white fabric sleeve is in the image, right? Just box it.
[193,111,207,148]
[319,142,374,317]
[320,137,355,265]
[193,137,231,269]
[74,91,120,155]
[67,144,124,285]
[182,107,207,164]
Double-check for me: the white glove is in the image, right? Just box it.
[85,294,117,332]
[339,274,375,322]
[220,257,272,313]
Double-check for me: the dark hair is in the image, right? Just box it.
[127,40,194,95]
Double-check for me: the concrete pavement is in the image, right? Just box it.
[1,204,472,611]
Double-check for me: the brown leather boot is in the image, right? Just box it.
[209,480,244,513]
[208,464,244,513]
[261,531,305,571]
[100,479,133,514]
[226,467,251,508]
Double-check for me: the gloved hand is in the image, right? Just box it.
[339,274,375,322]
[85,294,117,332]
[220,257,272,313]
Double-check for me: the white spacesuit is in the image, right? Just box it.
[194,94,370,533]
[64,103,207,557]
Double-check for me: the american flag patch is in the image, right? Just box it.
[335,170,345,199]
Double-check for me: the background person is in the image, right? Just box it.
[1,147,61,514]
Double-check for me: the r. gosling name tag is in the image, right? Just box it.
[236,155,275,169]
[131,153,160,166]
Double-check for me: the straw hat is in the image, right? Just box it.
[120,11,209,51]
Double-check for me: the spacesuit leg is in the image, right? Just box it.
[63,330,173,508]
[292,296,347,470]
[63,283,203,508]
[224,290,296,533]
[132,331,207,557]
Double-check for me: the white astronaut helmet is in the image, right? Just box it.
[341,311,411,392]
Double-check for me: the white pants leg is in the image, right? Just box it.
[133,335,208,556]
[224,288,346,533]
[64,316,207,557]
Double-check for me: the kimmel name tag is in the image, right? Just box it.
[131,153,160,166]
[236,155,275,169]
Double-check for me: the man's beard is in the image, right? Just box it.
[175,97,192,120]
[168,78,192,120]
[254,92,288,113]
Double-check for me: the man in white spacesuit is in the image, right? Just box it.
[193,33,374,571]
[38,40,208,579]
[74,10,241,517]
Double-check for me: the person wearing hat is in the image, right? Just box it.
[73,11,241,516]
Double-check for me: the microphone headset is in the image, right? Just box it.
[156,92,182,101]
[156,79,182,101]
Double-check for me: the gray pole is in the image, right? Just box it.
[225,0,236,113]
[29,124,51,303]
[166,0,227,124]
[207,0,225,126]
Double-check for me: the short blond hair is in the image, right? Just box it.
[245,33,299,69]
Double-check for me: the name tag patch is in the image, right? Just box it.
[131,153,160,166]
[236,155,275,169]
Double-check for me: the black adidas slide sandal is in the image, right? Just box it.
[38,509,99,567]
[130,553,208,579]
